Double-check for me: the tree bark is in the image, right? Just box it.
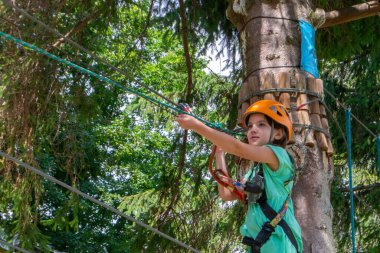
[227,1,335,252]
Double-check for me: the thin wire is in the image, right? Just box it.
[242,65,300,83]
[0,150,200,253]
[0,239,33,253]
[1,0,180,108]
[323,87,377,138]
[239,16,298,34]
[292,123,331,138]
[323,103,348,147]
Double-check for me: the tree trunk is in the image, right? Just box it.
[226,1,335,252]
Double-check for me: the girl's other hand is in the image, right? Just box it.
[214,146,225,156]
[176,114,200,130]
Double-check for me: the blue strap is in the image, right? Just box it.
[299,20,319,78]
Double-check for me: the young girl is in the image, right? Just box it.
[176,100,303,253]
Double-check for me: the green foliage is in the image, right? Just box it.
[319,12,380,251]
[0,0,379,252]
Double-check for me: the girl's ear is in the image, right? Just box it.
[273,128,285,140]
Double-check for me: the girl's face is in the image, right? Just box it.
[246,114,284,146]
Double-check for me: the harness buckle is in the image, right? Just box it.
[262,222,275,233]
[242,236,261,252]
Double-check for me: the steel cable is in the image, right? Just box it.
[0,150,200,253]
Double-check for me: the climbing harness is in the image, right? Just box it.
[244,166,265,204]
[242,162,299,253]
[209,145,299,253]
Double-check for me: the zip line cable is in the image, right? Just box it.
[323,87,380,175]
[0,238,32,253]
[0,31,239,136]
[1,0,182,109]
[323,87,377,139]
[325,101,379,191]
[323,103,348,147]
[0,150,201,253]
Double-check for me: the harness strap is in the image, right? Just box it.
[259,201,300,253]
[243,163,299,253]
[242,221,275,253]
[242,201,299,253]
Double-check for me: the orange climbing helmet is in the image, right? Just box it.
[242,100,293,140]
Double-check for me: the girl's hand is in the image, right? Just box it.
[176,114,200,130]
[214,146,225,160]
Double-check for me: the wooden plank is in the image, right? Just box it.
[315,79,323,95]
[278,72,291,109]
[320,104,327,117]
[321,117,334,156]
[310,114,329,151]
[320,1,380,28]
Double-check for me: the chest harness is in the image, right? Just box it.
[209,145,300,253]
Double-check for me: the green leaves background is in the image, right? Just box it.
[0,0,379,252]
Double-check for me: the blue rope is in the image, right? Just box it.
[345,108,356,253]
[0,31,240,136]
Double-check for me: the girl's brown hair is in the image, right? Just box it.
[264,115,288,148]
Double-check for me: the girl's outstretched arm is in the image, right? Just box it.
[176,114,279,170]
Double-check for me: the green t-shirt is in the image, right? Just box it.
[240,145,303,253]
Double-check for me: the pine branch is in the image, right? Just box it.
[52,10,101,48]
